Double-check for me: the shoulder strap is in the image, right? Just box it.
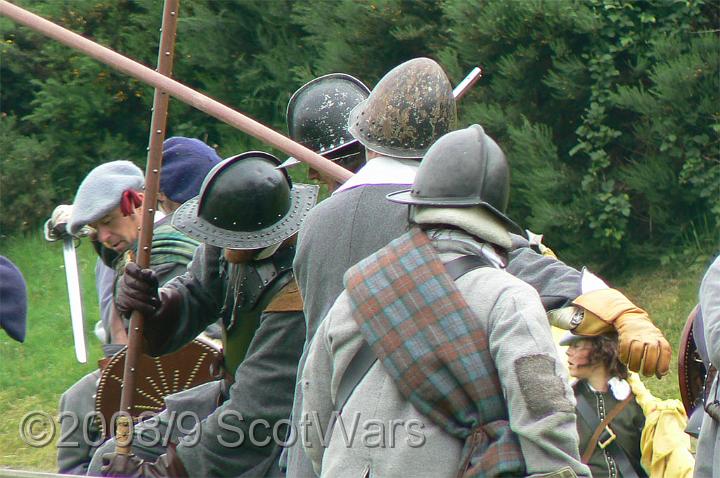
[335,254,491,412]
[575,391,641,477]
[443,254,491,281]
[265,279,304,313]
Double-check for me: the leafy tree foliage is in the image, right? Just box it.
[443,0,718,266]
[1,0,717,269]
[0,116,55,236]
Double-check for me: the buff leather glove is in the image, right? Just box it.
[102,447,187,478]
[572,288,672,378]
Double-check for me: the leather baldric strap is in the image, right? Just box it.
[576,391,641,477]
[335,254,491,413]
[265,279,304,312]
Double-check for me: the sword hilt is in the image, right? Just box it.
[44,219,68,242]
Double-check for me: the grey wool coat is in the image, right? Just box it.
[695,254,720,478]
[88,243,305,478]
[301,232,590,477]
[286,156,585,477]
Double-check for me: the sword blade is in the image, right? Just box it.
[62,236,88,363]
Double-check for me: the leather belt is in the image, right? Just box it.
[575,392,644,477]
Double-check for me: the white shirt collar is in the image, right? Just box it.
[608,377,632,400]
[333,155,418,195]
[586,377,632,400]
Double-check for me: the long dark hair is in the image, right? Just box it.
[587,333,629,380]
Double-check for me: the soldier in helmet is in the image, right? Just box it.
[293,56,456,382]
[95,152,318,477]
[287,57,671,476]
[279,72,371,192]
[284,57,457,476]
[301,125,590,477]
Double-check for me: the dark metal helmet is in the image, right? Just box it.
[280,73,370,169]
[172,151,318,249]
[348,57,457,159]
[387,124,521,234]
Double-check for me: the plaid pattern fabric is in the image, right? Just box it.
[148,221,199,268]
[113,221,199,280]
[345,227,525,477]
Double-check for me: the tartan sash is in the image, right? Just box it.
[345,227,526,477]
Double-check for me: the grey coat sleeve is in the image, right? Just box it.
[95,259,116,341]
[176,309,306,477]
[695,255,720,478]
[506,247,582,311]
[299,316,335,476]
[152,261,189,287]
[700,255,720,370]
[462,271,590,477]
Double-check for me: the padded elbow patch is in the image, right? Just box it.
[514,354,574,419]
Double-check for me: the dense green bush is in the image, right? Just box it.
[0,115,55,236]
[1,0,717,269]
[444,0,719,267]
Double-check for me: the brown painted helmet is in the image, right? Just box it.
[348,57,457,159]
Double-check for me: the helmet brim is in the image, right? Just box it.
[277,139,363,170]
[386,188,523,235]
[172,183,319,249]
[559,332,587,346]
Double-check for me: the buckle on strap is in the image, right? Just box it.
[598,426,616,449]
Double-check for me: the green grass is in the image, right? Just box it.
[0,230,712,472]
[611,257,709,400]
[1,232,103,472]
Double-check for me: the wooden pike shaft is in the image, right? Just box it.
[453,67,482,100]
[117,0,179,434]
[0,0,353,183]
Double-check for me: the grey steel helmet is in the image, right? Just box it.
[387,124,521,235]
[172,151,318,249]
[348,57,457,159]
[279,73,370,169]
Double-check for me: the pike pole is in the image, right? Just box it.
[115,0,180,455]
[0,1,484,182]
[0,0,353,183]
[453,67,482,100]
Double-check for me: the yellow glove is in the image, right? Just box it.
[537,243,558,259]
[572,288,672,378]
